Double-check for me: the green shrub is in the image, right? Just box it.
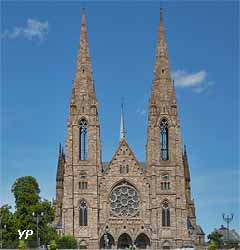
[208,241,217,250]
[18,240,27,250]
[49,240,58,250]
[57,235,77,249]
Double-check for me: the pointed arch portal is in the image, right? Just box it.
[135,233,151,249]
[99,233,115,249]
[117,233,133,249]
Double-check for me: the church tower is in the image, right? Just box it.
[146,9,203,249]
[62,10,101,248]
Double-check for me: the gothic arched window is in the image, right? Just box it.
[79,201,88,226]
[162,200,170,227]
[79,174,88,190]
[161,173,170,190]
[79,119,88,160]
[160,119,169,160]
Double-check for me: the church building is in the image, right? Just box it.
[53,9,205,250]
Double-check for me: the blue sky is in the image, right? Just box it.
[1,1,239,236]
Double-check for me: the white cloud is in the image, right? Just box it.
[172,70,207,88]
[2,19,49,40]
[172,69,215,93]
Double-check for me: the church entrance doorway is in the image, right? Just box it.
[117,233,132,249]
[135,233,151,249]
[99,233,115,249]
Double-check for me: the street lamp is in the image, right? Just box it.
[32,212,44,247]
[222,213,234,250]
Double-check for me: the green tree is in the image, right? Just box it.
[12,176,40,210]
[57,235,77,249]
[11,176,58,246]
[1,176,58,247]
[208,231,223,248]
[0,205,19,247]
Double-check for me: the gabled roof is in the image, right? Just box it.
[102,139,145,174]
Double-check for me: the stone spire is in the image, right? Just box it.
[56,143,65,182]
[120,103,126,141]
[183,144,196,221]
[150,8,173,105]
[154,8,170,78]
[54,143,65,229]
[71,9,97,108]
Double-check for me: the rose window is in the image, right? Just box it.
[110,182,139,217]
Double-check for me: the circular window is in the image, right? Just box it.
[110,182,139,217]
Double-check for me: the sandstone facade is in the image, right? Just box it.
[53,9,205,250]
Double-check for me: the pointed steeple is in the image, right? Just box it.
[154,8,171,81]
[56,143,64,182]
[150,8,173,105]
[120,102,126,141]
[72,9,97,108]
[183,145,190,182]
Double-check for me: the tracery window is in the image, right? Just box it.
[161,182,170,190]
[79,201,88,226]
[161,173,170,190]
[79,181,88,189]
[160,119,169,160]
[162,200,170,227]
[110,181,139,217]
[79,175,87,189]
[79,119,88,160]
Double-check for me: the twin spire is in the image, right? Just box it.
[75,8,175,141]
